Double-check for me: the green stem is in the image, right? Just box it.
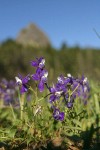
[17,88,24,121]
[70,84,80,96]
[9,103,16,121]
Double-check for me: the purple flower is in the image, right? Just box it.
[67,74,74,84]
[57,75,68,85]
[49,74,74,103]
[49,74,75,103]
[76,76,90,100]
[49,84,63,102]
[15,74,30,94]
[32,69,48,92]
[31,57,48,92]
[57,75,69,93]
[30,57,45,69]
[53,108,64,121]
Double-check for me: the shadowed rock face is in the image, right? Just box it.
[16,23,50,47]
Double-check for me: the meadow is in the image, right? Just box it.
[0,56,100,150]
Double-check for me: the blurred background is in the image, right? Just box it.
[0,0,100,81]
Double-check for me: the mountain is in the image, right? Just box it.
[16,23,50,47]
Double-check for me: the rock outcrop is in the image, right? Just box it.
[16,23,50,47]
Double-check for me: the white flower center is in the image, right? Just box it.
[57,77,64,84]
[39,59,45,67]
[44,71,48,78]
[67,73,72,78]
[84,86,87,92]
[41,72,48,82]
[55,110,60,116]
[83,77,87,84]
[15,77,22,85]
[55,91,63,96]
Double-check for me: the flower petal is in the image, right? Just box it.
[20,84,28,94]
[32,73,40,81]
[30,60,38,67]
[38,81,44,92]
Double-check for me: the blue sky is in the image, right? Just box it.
[0,0,100,48]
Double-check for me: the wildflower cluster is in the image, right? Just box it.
[0,79,17,105]
[49,74,90,121]
[16,57,90,121]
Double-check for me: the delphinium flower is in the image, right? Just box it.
[49,74,72,103]
[76,76,90,104]
[49,85,62,103]
[47,74,72,120]
[31,57,49,92]
[48,73,90,120]
[15,74,30,94]
[53,107,64,121]
[31,57,45,69]
[49,74,74,104]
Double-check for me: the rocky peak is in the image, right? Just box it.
[16,23,50,47]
